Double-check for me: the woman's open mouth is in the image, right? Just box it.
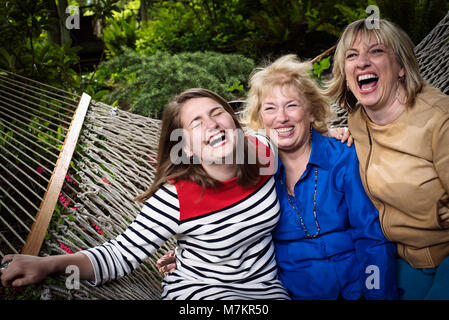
[207,131,228,148]
[357,73,379,94]
[275,127,294,137]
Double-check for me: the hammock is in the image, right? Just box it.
[1,11,448,300]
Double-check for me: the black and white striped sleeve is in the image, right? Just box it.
[80,183,179,285]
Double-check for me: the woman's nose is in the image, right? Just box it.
[356,52,371,68]
[276,107,289,122]
[204,117,219,129]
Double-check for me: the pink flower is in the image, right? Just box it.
[60,242,74,254]
[59,193,70,207]
[92,222,105,236]
[65,174,77,184]
[101,177,112,184]
[36,166,46,174]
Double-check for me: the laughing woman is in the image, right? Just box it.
[0,88,289,300]
[241,54,398,300]
[325,19,449,299]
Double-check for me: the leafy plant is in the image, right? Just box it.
[103,5,139,59]
[0,0,81,90]
[95,49,255,117]
[311,56,332,87]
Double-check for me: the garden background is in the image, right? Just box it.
[1,0,448,118]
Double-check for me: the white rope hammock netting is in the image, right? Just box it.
[0,11,448,300]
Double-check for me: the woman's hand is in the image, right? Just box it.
[156,250,177,276]
[438,198,449,229]
[327,127,354,147]
[1,254,52,288]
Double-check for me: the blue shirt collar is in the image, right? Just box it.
[274,128,329,181]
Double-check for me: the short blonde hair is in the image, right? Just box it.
[241,54,330,134]
[325,18,424,112]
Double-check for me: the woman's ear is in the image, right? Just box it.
[399,66,405,79]
[309,113,316,123]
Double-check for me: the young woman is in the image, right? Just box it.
[0,88,289,300]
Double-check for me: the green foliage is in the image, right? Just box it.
[103,15,138,59]
[0,0,81,90]
[0,284,41,300]
[135,0,257,57]
[102,2,139,59]
[1,0,448,109]
[305,1,372,37]
[376,0,449,45]
[311,56,332,87]
[95,49,255,117]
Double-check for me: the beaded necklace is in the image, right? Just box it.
[280,167,320,238]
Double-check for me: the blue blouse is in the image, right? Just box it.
[272,129,398,300]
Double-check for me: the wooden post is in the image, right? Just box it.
[22,93,91,256]
[311,45,336,64]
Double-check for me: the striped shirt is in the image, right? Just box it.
[81,174,289,300]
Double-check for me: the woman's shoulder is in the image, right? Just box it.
[415,85,449,115]
[312,133,359,176]
[318,132,357,161]
[143,182,179,205]
[248,131,273,149]
[140,182,180,219]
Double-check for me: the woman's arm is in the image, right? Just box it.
[1,184,180,288]
[80,185,179,285]
[1,253,94,288]
[433,116,449,228]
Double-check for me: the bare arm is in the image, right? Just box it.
[1,252,94,288]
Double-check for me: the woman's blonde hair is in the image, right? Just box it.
[324,18,424,112]
[241,54,330,134]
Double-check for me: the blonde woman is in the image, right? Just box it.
[326,18,449,299]
[239,54,397,299]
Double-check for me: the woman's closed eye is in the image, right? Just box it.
[190,119,202,128]
[371,48,384,54]
[211,110,224,117]
[262,105,276,112]
[346,52,357,59]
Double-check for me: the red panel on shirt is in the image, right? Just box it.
[175,136,275,221]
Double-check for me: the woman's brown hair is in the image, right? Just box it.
[135,88,264,203]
